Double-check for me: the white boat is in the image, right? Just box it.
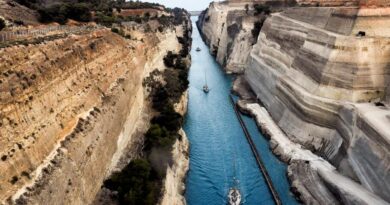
[228,186,242,205]
[196,47,201,52]
[203,85,209,93]
[228,152,241,205]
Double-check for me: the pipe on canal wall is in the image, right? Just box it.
[229,95,282,205]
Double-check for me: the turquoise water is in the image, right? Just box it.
[184,17,298,205]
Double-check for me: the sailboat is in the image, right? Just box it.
[203,69,209,93]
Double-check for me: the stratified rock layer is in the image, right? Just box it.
[198,1,390,204]
[0,21,185,204]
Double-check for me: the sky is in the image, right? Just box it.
[140,0,219,11]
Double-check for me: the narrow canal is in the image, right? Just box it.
[184,17,299,205]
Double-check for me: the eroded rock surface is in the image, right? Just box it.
[0,17,189,204]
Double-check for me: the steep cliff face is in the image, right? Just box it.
[199,1,390,204]
[197,1,273,73]
[160,91,189,205]
[0,18,188,204]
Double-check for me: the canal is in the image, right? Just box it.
[184,17,299,205]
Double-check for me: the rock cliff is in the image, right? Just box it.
[0,14,190,204]
[198,1,390,204]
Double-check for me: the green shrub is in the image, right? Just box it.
[68,3,92,22]
[134,16,142,24]
[252,20,264,44]
[145,124,168,145]
[104,159,160,205]
[38,3,92,24]
[163,51,177,68]
[0,18,5,31]
[253,4,271,16]
[111,27,119,33]
[95,12,117,26]
[151,85,170,111]
[151,109,182,133]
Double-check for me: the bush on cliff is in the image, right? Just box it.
[0,18,5,31]
[253,4,271,16]
[163,51,178,68]
[104,159,161,205]
[38,3,92,24]
[144,124,170,150]
[94,12,118,26]
[252,20,265,44]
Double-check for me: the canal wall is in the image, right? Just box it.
[229,95,281,205]
[197,1,390,204]
[0,13,190,204]
[238,101,389,205]
[161,91,190,205]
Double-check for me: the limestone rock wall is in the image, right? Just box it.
[247,8,390,203]
[0,22,184,204]
[198,2,390,204]
[197,2,262,73]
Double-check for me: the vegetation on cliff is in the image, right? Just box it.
[251,4,271,44]
[38,3,92,24]
[253,4,271,16]
[0,18,5,31]
[15,0,163,25]
[104,159,161,205]
[103,10,192,205]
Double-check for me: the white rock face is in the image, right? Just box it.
[198,2,390,204]
[197,2,260,73]
[240,102,389,205]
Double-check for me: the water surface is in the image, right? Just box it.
[184,16,298,205]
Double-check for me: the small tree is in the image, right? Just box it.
[0,18,5,31]
[252,20,265,44]
[254,4,271,16]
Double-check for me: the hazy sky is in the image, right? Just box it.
[141,0,219,11]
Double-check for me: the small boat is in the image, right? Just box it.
[196,47,201,52]
[228,152,241,205]
[228,186,241,205]
[203,85,209,93]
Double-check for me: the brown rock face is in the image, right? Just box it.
[0,23,179,203]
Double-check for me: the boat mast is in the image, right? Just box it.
[204,69,208,86]
[233,150,237,186]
